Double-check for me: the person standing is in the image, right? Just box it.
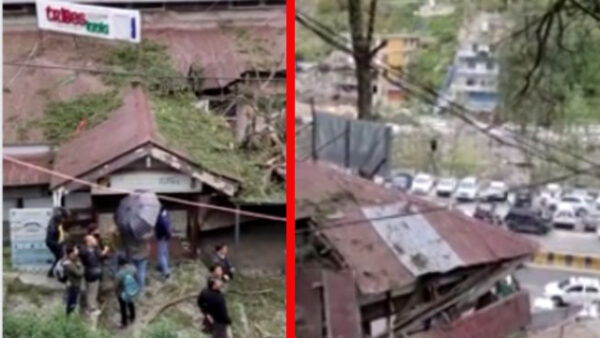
[197,278,231,338]
[212,244,234,281]
[63,244,84,316]
[79,235,108,315]
[126,239,149,294]
[116,256,139,328]
[46,208,67,278]
[155,208,172,280]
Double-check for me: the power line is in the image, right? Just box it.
[294,166,585,235]
[299,129,347,161]
[3,62,286,82]
[295,9,600,180]
[4,155,286,222]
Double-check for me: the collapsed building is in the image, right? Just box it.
[296,161,538,338]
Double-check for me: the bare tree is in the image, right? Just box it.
[347,0,385,120]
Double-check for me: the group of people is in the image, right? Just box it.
[198,244,235,338]
[44,207,172,328]
[44,206,237,337]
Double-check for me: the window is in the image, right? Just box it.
[486,62,494,70]
[467,61,476,69]
[567,285,583,293]
[466,78,475,86]
[586,287,599,293]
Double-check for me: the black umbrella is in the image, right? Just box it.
[115,190,161,242]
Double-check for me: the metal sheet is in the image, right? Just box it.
[410,291,531,338]
[296,161,537,295]
[363,202,464,276]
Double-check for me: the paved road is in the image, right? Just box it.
[422,194,600,255]
[516,266,600,305]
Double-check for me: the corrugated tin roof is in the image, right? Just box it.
[3,153,54,187]
[296,268,362,338]
[409,291,531,338]
[4,24,284,144]
[296,161,538,296]
[51,86,155,188]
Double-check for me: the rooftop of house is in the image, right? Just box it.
[296,161,537,296]
[4,21,285,145]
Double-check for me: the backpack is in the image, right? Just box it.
[53,259,68,283]
[120,272,140,302]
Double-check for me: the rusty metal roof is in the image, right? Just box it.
[296,161,538,296]
[51,86,155,188]
[296,268,362,338]
[4,25,284,144]
[409,291,531,338]
[4,153,53,187]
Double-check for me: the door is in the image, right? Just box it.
[585,286,600,303]
[565,285,585,304]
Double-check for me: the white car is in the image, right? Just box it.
[584,201,600,232]
[540,184,562,211]
[455,177,479,201]
[436,178,457,197]
[480,181,509,202]
[546,183,562,197]
[552,204,578,230]
[411,173,435,195]
[545,277,600,306]
[561,195,592,217]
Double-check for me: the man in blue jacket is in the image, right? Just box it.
[155,207,171,280]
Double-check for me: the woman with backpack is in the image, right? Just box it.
[63,244,84,315]
[46,208,67,278]
[116,256,139,328]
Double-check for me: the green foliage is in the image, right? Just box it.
[296,24,335,61]
[499,2,600,127]
[407,11,462,92]
[227,276,286,338]
[104,40,192,94]
[144,319,180,338]
[4,311,110,338]
[40,91,121,144]
[152,94,285,202]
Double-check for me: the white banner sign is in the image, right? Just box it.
[93,171,203,194]
[10,208,54,270]
[36,0,141,43]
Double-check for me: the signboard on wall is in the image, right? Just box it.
[9,208,54,271]
[92,171,203,194]
[36,0,141,43]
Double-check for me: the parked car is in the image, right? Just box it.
[513,189,534,208]
[504,208,550,235]
[583,204,600,232]
[390,173,413,192]
[545,277,600,306]
[411,173,435,195]
[455,177,479,201]
[540,183,562,211]
[560,195,592,217]
[552,203,578,230]
[480,181,509,202]
[474,204,502,225]
[436,178,457,197]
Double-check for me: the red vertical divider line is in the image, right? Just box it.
[286,0,296,337]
